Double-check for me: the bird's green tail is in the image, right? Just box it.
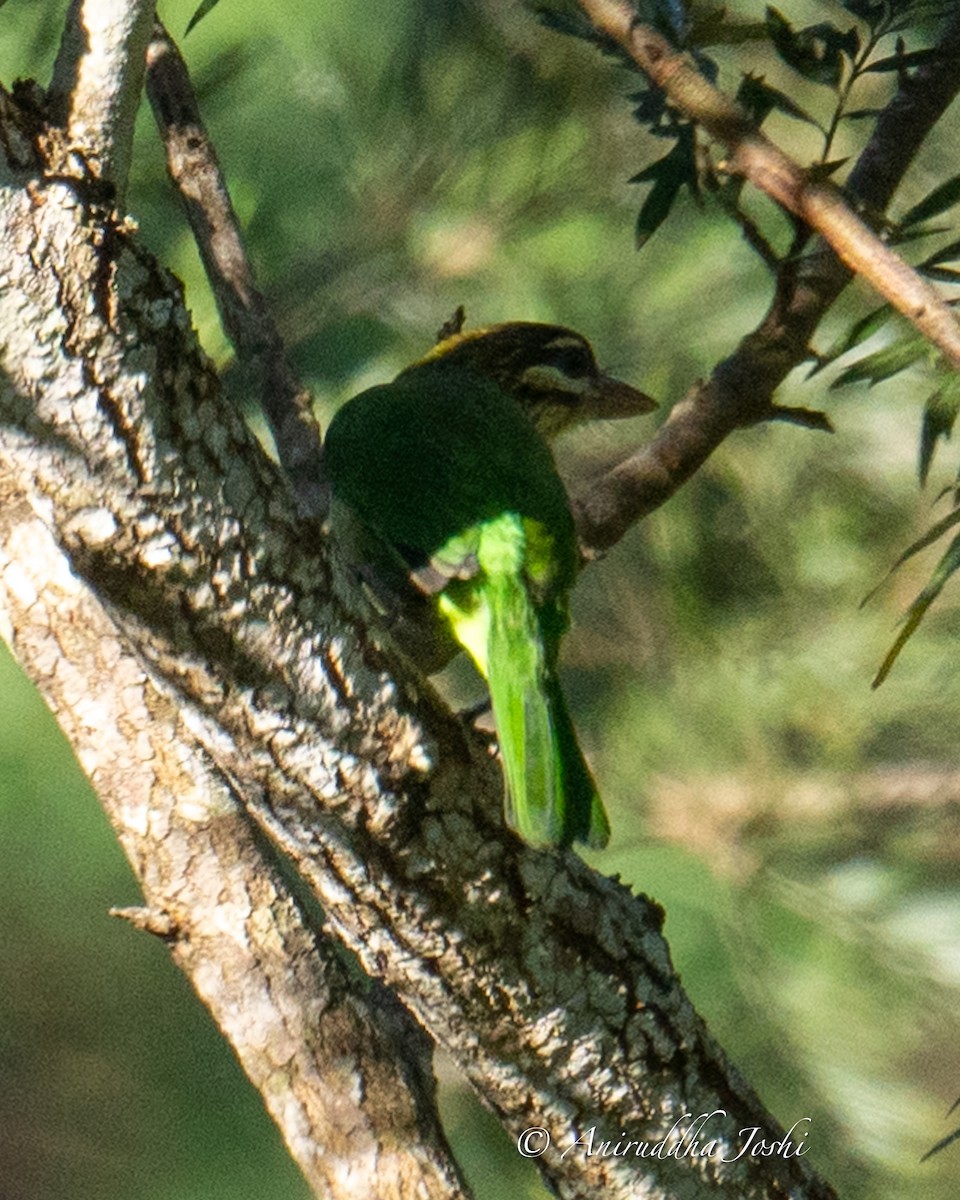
[465,521,608,850]
[544,675,610,849]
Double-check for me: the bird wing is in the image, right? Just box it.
[322,373,578,589]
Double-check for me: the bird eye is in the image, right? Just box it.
[544,343,594,378]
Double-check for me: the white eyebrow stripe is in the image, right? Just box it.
[520,365,591,396]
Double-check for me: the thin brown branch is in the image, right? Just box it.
[576,1,960,369]
[576,5,960,552]
[847,7,960,212]
[144,22,326,517]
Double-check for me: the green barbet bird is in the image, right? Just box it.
[322,321,655,849]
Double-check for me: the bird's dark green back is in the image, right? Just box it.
[322,366,579,590]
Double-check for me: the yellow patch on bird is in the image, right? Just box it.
[418,326,498,365]
[438,592,490,675]
[436,517,526,678]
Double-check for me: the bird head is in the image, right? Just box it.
[398,321,656,439]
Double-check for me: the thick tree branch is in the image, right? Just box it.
[144,22,327,517]
[47,0,155,199]
[575,5,960,551]
[0,494,462,1200]
[847,7,960,212]
[0,77,467,1200]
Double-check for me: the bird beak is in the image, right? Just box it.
[583,373,658,420]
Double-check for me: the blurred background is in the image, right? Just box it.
[2,1,959,1197]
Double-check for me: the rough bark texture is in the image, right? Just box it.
[48,0,155,201]
[0,83,837,1200]
[0,91,467,1200]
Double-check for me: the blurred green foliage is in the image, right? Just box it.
[2,1,960,1198]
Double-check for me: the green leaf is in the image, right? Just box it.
[885,507,960,584]
[186,0,222,34]
[634,174,681,249]
[808,157,850,181]
[919,373,960,484]
[921,1125,960,1164]
[630,87,669,130]
[900,173,960,228]
[736,73,820,129]
[865,47,942,74]
[532,5,598,41]
[922,1097,960,1162]
[842,0,885,24]
[764,8,849,87]
[873,530,960,686]
[689,11,769,47]
[920,266,960,284]
[630,127,698,249]
[810,304,891,375]
[922,237,960,267]
[861,498,960,608]
[887,223,954,248]
[531,3,630,64]
[830,334,927,388]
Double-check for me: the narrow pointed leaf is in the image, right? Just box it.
[873,531,960,686]
[874,508,960,599]
[809,157,850,181]
[842,0,885,22]
[186,0,222,34]
[920,374,960,484]
[830,334,926,388]
[531,4,629,63]
[737,74,820,128]
[865,47,942,74]
[631,128,697,249]
[900,173,960,229]
[888,223,954,248]
[635,174,682,248]
[920,1126,960,1163]
[811,304,891,375]
[920,266,960,284]
[532,5,596,40]
[922,237,960,267]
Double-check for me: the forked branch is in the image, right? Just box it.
[575,3,960,552]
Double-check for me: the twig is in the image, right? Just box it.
[144,22,326,516]
[47,0,155,200]
[576,0,960,370]
[576,5,960,552]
